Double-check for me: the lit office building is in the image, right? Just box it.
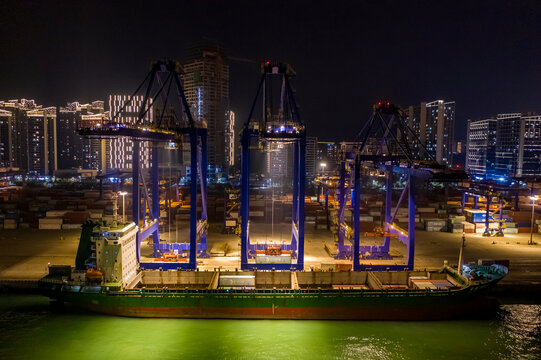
[108,95,151,170]
[494,113,522,177]
[183,42,229,173]
[465,118,497,178]
[466,113,541,179]
[518,115,541,177]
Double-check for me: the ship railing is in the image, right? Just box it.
[105,285,482,298]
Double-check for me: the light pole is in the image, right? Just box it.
[320,162,327,176]
[529,195,538,245]
[119,191,128,224]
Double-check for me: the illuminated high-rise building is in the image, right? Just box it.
[465,118,497,177]
[0,99,58,175]
[265,142,290,185]
[316,141,339,174]
[108,95,151,170]
[0,109,13,168]
[182,42,229,173]
[495,113,522,177]
[0,99,38,171]
[404,100,455,165]
[465,112,541,179]
[26,107,57,175]
[81,112,109,172]
[225,110,235,167]
[516,114,541,177]
[305,136,318,179]
[57,101,107,172]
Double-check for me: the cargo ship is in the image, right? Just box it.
[38,222,508,320]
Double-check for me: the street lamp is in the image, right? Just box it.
[119,191,128,224]
[529,195,539,245]
[320,162,327,176]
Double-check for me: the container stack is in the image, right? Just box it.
[447,215,465,233]
[424,219,447,232]
[39,217,63,230]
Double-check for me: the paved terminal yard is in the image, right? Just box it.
[1,225,541,294]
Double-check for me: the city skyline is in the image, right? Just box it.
[1,1,541,142]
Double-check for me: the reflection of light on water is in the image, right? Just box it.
[499,305,541,360]
[339,336,405,360]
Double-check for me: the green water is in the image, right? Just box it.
[0,295,540,360]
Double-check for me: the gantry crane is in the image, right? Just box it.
[239,62,306,270]
[340,102,466,270]
[79,60,208,270]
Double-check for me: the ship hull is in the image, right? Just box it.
[44,285,499,321]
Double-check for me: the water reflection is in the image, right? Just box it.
[0,296,540,360]
[498,305,541,360]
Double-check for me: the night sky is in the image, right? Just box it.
[1,0,540,141]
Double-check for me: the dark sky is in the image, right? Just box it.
[1,0,540,141]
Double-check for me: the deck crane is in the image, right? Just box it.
[79,60,208,270]
[239,62,306,270]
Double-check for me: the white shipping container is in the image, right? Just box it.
[62,224,82,229]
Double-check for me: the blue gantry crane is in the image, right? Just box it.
[462,187,511,237]
[239,62,306,270]
[79,60,208,270]
[338,102,450,271]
